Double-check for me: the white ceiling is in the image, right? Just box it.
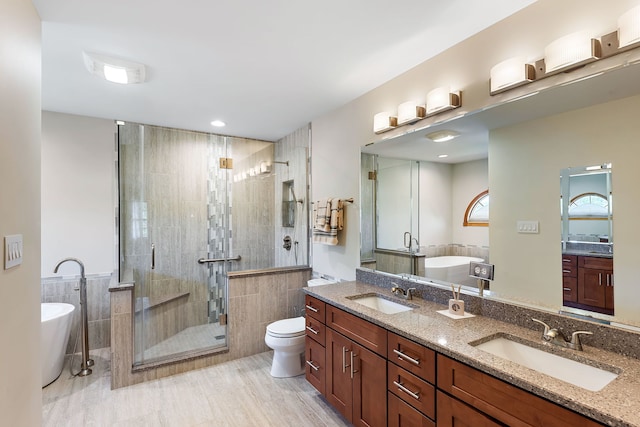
[33,0,536,141]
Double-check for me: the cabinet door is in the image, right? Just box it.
[326,329,353,423]
[305,336,325,395]
[389,392,435,427]
[388,332,436,383]
[352,342,387,427]
[305,295,326,323]
[578,267,607,308]
[436,391,502,427]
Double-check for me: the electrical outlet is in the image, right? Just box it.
[517,220,539,234]
[469,262,495,280]
[4,234,23,270]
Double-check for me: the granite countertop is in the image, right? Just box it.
[563,250,613,258]
[304,281,640,427]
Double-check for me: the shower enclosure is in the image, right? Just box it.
[118,123,302,365]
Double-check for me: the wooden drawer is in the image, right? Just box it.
[326,305,387,356]
[388,362,435,420]
[305,315,326,345]
[436,391,502,427]
[388,392,435,427]
[305,336,325,395]
[305,295,326,323]
[562,277,578,303]
[561,254,577,277]
[579,256,612,270]
[437,355,602,427]
[388,332,436,384]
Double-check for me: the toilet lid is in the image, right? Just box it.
[267,317,305,337]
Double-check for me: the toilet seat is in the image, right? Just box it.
[266,317,305,338]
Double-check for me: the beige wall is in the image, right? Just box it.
[42,111,116,276]
[452,159,489,247]
[0,0,42,424]
[311,0,637,282]
[490,95,640,324]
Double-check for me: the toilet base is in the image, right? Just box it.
[270,349,305,378]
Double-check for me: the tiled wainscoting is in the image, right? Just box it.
[110,267,311,389]
[41,274,112,353]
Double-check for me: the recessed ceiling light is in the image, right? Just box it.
[438,154,449,158]
[83,52,146,84]
[211,120,226,127]
[426,130,460,142]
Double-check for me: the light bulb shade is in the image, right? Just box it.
[397,101,426,125]
[83,52,146,84]
[373,112,397,134]
[619,5,640,48]
[426,87,461,116]
[490,57,536,95]
[544,31,601,74]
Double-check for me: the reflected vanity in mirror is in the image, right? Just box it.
[560,164,613,315]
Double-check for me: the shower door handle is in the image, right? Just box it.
[151,244,155,270]
[197,255,242,264]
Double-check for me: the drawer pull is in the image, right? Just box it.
[342,346,350,373]
[563,287,572,291]
[305,304,319,313]
[562,269,571,274]
[306,360,319,371]
[305,325,319,335]
[350,351,358,379]
[562,259,572,263]
[393,348,420,365]
[393,380,420,400]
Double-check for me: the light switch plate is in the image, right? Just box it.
[4,234,23,269]
[517,220,539,234]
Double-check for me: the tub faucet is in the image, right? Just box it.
[54,257,93,376]
[532,318,593,351]
[391,283,416,300]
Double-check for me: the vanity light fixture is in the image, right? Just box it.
[83,52,146,84]
[426,130,459,143]
[490,57,536,95]
[586,163,612,171]
[425,87,461,116]
[618,5,640,48]
[373,112,398,134]
[211,120,226,127]
[397,101,426,125]
[543,31,601,74]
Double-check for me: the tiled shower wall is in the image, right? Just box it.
[41,274,112,353]
[274,124,310,268]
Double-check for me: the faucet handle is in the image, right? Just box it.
[570,330,593,351]
[531,318,551,335]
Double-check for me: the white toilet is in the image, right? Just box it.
[265,278,336,378]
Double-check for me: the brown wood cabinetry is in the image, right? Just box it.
[326,328,387,426]
[389,393,435,427]
[436,391,502,427]
[561,254,578,304]
[304,296,326,395]
[436,354,603,427]
[563,255,613,315]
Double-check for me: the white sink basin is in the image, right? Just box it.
[473,336,619,391]
[348,294,414,314]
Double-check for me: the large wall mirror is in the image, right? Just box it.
[360,54,640,328]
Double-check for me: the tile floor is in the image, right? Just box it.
[42,348,349,426]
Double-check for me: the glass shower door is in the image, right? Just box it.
[119,123,232,365]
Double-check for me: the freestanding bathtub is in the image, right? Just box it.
[424,256,485,286]
[41,302,75,387]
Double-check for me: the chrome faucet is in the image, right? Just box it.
[532,318,593,351]
[54,257,93,376]
[391,283,416,300]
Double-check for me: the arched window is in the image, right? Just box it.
[464,190,489,227]
[568,192,609,219]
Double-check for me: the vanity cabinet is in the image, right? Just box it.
[578,256,613,314]
[387,332,436,425]
[305,295,326,394]
[561,254,578,304]
[562,255,613,315]
[436,354,603,427]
